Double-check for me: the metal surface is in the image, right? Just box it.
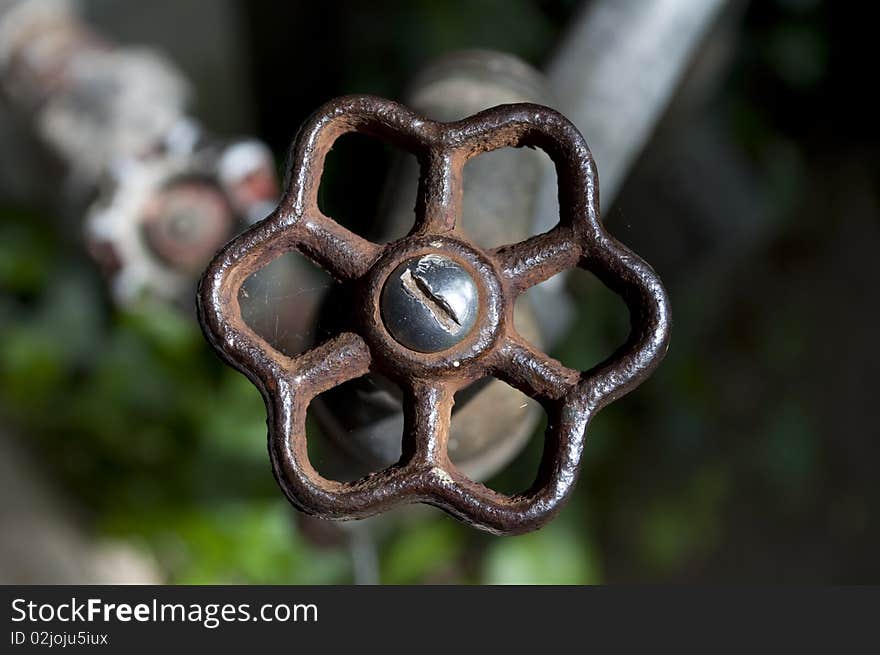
[198,94,671,535]
[381,254,479,353]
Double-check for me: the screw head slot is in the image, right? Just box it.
[380,254,479,353]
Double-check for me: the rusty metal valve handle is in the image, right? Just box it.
[198,95,670,535]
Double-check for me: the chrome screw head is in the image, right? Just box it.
[380,254,479,353]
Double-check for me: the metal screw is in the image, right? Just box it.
[380,254,479,353]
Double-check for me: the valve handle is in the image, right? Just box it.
[198,95,670,535]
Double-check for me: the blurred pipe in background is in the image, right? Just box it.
[546,0,766,346]
[543,0,729,210]
[523,0,729,346]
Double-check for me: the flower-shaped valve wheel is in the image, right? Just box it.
[198,95,670,535]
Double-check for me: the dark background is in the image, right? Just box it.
[1,0,877,583]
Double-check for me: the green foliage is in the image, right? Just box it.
[103,501,350,584]
[482,520,601,585]
[0,208,354,583]
[635,468,729,574]
[381,518,467,584]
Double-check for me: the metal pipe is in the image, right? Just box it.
[542,0,728,210]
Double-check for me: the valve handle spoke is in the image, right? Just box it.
[402,380,454,468]
[411,149,462,236]
[294,211,382,281]
[490,333,580,403]
[492,224,582,295]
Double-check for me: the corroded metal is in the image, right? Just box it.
[198,94,671,535]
